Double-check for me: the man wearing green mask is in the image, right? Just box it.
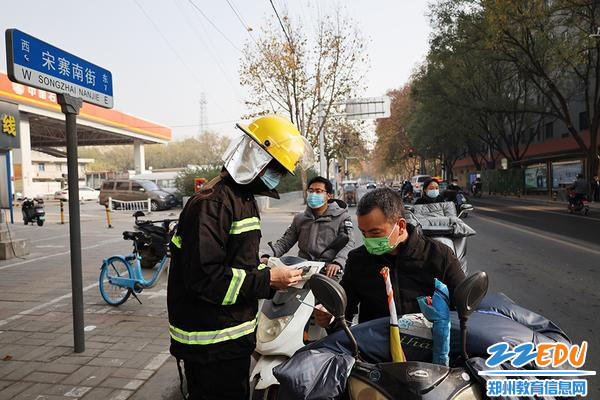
[315,188,465,327]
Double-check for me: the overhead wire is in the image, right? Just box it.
[172,0,241,99]
[133,0,206,92]
[223,0,291,113]
[185,0,242,52]
[133,0,237,129]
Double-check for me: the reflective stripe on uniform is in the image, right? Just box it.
[222,268,246,305]
[229,217,260,235]
[171,235,182,249]
[257,263,267,270]
[169,318,257,345]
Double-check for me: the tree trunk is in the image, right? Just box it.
[300,168,308,204]
[586,123,599,189]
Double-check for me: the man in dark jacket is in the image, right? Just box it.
[261,176,355,277]
[316,188,465,326]
[168,115,314,399]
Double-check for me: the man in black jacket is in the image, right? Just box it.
[316,188,465,326]
[168,115,314,399]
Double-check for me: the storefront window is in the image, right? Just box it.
[552,161,582,188]
[524,164,547,190]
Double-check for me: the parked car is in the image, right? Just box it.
[99,179,178,211]
[411,174,431,198]
[54,186,100,202]
[130,171,183,205]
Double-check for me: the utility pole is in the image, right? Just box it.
[198,93,207,135]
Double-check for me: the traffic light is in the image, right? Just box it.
[408,149,414,158]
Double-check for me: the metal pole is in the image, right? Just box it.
[318,106,326,177]
[6,151,13,224]
[57,94,84,353]
[344,158,348,178]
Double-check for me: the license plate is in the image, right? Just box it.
[38,216,45,220]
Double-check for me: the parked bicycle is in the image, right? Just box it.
[99,212,177,306]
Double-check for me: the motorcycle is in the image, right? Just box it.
[308,271,489,400]
[442,188,471,218]
[22,197,45,226]
[404,202,475,274]
[567,191,590,215]
[402,190,414,205]
[132,211,178,269]
[250,234,350,399]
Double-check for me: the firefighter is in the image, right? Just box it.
[167,115,314,399]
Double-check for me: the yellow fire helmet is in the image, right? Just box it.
[236,115,315,174]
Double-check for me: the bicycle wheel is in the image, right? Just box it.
[99,257,133,306]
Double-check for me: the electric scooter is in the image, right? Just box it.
[250,235,349,399]
[22,197,45,226]
[309,271,489,400]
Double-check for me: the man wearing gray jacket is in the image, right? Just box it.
[261,176,355,277]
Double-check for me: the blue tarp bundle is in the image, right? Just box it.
[417,278,450,366]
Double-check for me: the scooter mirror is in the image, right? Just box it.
[460,203,474,211]
[133,211,145,219]
[308,274,347,319]
[455,271,488,322]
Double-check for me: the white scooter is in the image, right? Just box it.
[250,235,349,400]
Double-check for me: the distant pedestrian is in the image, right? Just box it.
[592,175,600,202]
[568,173,588,207]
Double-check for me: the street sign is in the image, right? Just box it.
[6,29,113,108]
[5,29,116,353]
[344,96,390,120]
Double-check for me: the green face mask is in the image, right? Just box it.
[363,224,399,255]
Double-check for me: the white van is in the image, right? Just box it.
[411,175,431,198]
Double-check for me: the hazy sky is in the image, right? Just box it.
[0,0,431,140]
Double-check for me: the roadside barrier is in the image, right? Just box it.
[104,203,113,228]
[60,200,65,224]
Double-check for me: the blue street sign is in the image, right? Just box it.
[6,29,113,108]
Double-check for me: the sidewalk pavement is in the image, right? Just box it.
[0,276,178,400]
[480,193,600,210]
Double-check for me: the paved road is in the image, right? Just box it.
[466,197,600,394]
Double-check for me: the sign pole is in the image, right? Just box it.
[57,93,84,353]
[6,151,13,224]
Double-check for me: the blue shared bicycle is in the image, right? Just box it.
[99,213,177,306]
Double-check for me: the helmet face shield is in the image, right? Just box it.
[222,134,273,185]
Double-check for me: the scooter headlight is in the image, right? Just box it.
[256,312,293,343]
[347,377,389,400]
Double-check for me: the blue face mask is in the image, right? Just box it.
[307,193,326,209]
[426,189,439,199]
[260,168,282,189]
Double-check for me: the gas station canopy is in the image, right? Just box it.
[0,71,171,147]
